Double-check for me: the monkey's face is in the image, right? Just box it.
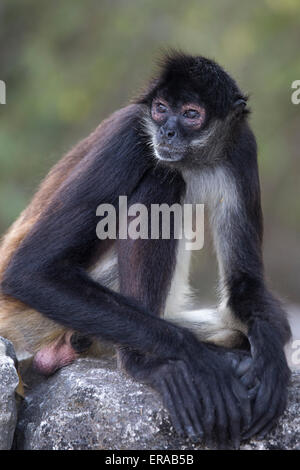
[139,52,247,165]
[148,95,207,163]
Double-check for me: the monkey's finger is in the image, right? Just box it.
[221,381,242,449]
[167,374,199,438]
[240,369,258,389]
[222,374,249,447]
[256,388,286,435]
[236,357,253,377]
[247,381,260,400]
[250,370,275,422]
[210,378,228,448]
[175,365,204,437]
[243,385,283,439]
[196,379,215,442]
[165,374,202,438]
[176,377,204,439]
[160,378,185,437]
[255,421,276,441]
[231,377,252,429]
[239,359,261,389]
[225,352,239,370]
[256,400,286,440]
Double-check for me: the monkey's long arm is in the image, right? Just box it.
[116,170,252,446]
[213,122,291,439]
[1,110,185,359]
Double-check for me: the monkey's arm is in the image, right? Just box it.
[115,170,252,447]
[0,108,184,358]
[214,123,291,440]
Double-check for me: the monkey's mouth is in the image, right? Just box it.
[155,144,184,162]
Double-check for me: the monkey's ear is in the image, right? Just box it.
[233,98,247,108]
[232,96,249,116]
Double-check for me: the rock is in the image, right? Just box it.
[14,357,300,450]
[0,337,19,450]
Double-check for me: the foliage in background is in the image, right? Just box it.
[0,0,299,301]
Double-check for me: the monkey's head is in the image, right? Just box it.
[139,52,248,166]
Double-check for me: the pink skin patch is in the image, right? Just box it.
[151,97,206,129]
[32,331,77,376]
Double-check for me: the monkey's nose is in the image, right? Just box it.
[159,126,177,142]
[166,130,176,139]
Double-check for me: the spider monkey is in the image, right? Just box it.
[0,52,291,448]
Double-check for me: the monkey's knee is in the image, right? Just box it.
[166,307,247,348]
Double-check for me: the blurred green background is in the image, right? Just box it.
[0,0,299,304]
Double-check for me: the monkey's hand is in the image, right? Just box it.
[119,349,206,439]
[240,320,291,440]
[178,333,252,448]
[119,336,251,448]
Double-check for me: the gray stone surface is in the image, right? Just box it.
[0,337,19,450]
[15,357,300,450]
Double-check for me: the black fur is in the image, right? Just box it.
[138,51,247,120]
[215,120,291,439]
[70,333,93,353]
[1,52,291,448]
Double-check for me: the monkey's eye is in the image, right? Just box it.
[155,102,167,113]
[181,105,205,127]
[151,99,169,122]
[183,109,200,119]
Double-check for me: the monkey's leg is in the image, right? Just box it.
[166,307,247,348]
